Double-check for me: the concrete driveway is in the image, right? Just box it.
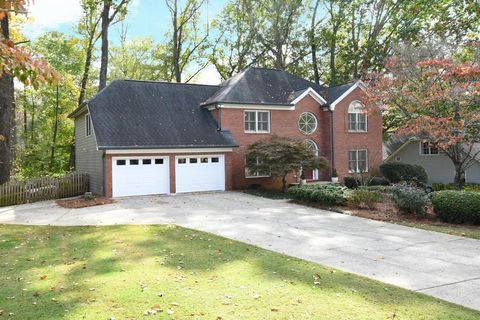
[1,191,479,310]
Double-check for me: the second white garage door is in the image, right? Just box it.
[175,155,225,193]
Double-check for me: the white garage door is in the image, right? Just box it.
[112,157,169,197]
[175,155,225,193]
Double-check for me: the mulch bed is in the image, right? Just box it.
[56,196,115,209]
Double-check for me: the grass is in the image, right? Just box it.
[395,221,480,240]
[0,225,479,320]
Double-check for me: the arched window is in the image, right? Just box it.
[348,101,367,132]
[298,112,318,135]
[305,139,319,156]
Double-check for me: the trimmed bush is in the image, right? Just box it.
[380,162,428,185]
[464,184,480,192]
[343,176,359,189]
[390,183,429,215]
[347,189,383,209]
[432,191,480,224]
[288,184,348,206]
[369,176,390,186]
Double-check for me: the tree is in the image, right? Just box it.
[0,0,59,184]
[209,0,263,80]
[367,45,480,189]
[165,0,209,83]
[246,135,328,192]
[98,0,129,90]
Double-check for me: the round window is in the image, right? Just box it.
[298,112,317,135]
[305,140,319,155]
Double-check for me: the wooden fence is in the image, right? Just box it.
[0,173,89,207]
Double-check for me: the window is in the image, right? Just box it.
[116,159,126,166]
[245,157,270,178]
[420,142,439,155]
[348,150,368,173]
[244,111,270,133]
[85,114,92,136]
[305,139,319,156]
[189,158,198,164]
[130,159,139,165]
[142,159,152,165]
[211,157,219,163]
[201,157,209,163]
[155,158,164,164]
[178,158,187,164]
[298,112,317,135]
[348,101,367,132]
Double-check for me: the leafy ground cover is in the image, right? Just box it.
[0,225,479,319]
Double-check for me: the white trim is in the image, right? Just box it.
[244,110,271,133]
[105,147,234,154]
[245,156,271,178]
[298,112,318,135]
[207,103,295,111]
[291,87,327,105]
[85,113,92,137]
[385,140,414,162]
[305,139,319,180]
[419,141,440,156]
[330,80,367,111]
[347,101,368,133]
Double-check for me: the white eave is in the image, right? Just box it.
[291,87,327,106]
[329,80,367,111]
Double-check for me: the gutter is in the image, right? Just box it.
[330,108,335,173]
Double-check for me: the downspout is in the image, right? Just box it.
[215,103,222,131]
[330,108,335,175]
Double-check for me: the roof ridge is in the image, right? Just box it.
[119,79,221,87]
[327,80,357,88]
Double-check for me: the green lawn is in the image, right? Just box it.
[0,225,479,319]
[395,221,480,240]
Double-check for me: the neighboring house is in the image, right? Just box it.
[384,138,480,184]
[69,67,383,197]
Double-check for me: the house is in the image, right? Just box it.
[69,67,383,197]
[384,137,480,184]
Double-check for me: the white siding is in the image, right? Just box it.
[75,112,104,194]
[466,161,480,184]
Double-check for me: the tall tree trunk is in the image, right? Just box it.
[171,0,181,82]
[30,93,35,143]
[329,41,337,85]
[311,0,320,84]
[98,0,111,91]
[50,85,60,170]
[0,15,15,184]
[454,163,466,190]
[281,174,287,193]
[79,38,95,106]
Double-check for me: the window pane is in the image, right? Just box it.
[178,158,186,164]
[189,158,198,163]
[348,151,357,172]
[258,112,269,131]
[116,159,126,166]
[348,113,357,131]
[357,114,366,131]
[155,158,164,164]
[422,142,429,155]
[130,159,139,165]
[244,111,256,131]
[211,157,219,163]
[201,157,208,163]
[142,159,151,165]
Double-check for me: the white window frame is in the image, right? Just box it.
[245,157,271,178]
[85,113,92,137]
[347,101,368,133]
[244,110,270,133]
[419,141,439,156]
[348,149,368,173]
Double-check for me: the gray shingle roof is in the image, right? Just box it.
[88,80,237,149]
[326,81,356,104]
[202,67,325,106]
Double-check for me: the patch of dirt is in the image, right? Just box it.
[56,196,115,208]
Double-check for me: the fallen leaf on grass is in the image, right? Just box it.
[271,308,279,312]
[40,275,47,280]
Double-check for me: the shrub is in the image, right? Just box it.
[389,183,429,215]
[369,176,390,186]
[343,176,390,189]
[431,191,480,224]
[347,189,383,209]
[288,184,348,206]
[380,162,428,185]
[343,176,359,189]
[463,184,480,193]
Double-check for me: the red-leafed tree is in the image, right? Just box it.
[366,46,480,189]
[0,0,59,184]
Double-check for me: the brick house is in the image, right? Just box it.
[69,67,382,197]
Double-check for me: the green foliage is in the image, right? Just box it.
[246,135,328,192]
[432,183,480,192]
[347,189,383,210]
[390,183,429,216]
[380,162,428,185]
[432,191,480,225]
[343,175,390,189]
[288,184,348,206]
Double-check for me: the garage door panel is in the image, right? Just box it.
[112,157,169,197]
[175,155,225,193]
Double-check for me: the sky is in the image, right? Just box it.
[21,0,228,84]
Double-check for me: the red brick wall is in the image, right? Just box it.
[219,95,332,190]
[104,152,233,197]
[332,87,383,180]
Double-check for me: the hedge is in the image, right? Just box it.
[431,191,480,224]
[288,184,348,206]
[344,176,390,189]
[380,162,428,184]
[390,183,429,215]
